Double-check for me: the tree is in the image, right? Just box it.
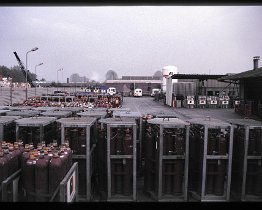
[153,70,162,78]
[105,70,118,81]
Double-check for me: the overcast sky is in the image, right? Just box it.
[0,6,262,82]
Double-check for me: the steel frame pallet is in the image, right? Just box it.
[187,117,233,202]
[57,117,97,201]
[99,118,137,201]
[145,118,190,201]
[226,118,262,201]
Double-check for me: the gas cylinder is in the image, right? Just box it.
[0,150,9,184]
[59,149,67,178]
[35,151,49,201]
[69,128,79,155]
[115,128,124,155]
[49,151,63,200]
[123,128,133,155]
[24,153,37,201]
[64,140,72,169]
[4,148,15,177]
[255,160,262,195]
[214,133,227,196]
[144,126,154,192]
[123,159,132,195]
[206,132,217,194]
[13,143,22,169]
[110,129,117,155]
[79,128,86,155]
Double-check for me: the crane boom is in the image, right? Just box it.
[13,51,35,87]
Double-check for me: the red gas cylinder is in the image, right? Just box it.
[13,144,22,169]
[123,128,133,155]
[35,152,49,202]
[49,151,63,200]
[64,141,72,169]
[24,154,37,201]
[0,150,9,184]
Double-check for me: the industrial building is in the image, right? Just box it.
[105,76,162,96]
[219,56,262,118]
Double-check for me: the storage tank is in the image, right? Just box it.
[162,65,178,93]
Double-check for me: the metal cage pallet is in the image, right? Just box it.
[226,118,262,201]
[145,118,190,201]
[56,117,97,201]
[98,118,137,201]
[187,117,233,202]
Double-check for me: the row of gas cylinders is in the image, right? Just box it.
[0,140,72,201]
[22,94,122,108]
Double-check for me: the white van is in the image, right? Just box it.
[150,88,161,97]
[107,87,116,95]
[134,88,143,97]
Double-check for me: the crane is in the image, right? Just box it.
[13,51,35,87]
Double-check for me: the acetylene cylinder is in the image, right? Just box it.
[0,150,9,184]
[24,154,37,201]
[123,128,133,155]
[49,151,63,200]
[35,152,49,202]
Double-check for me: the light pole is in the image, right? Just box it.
[26,47,38,101]
[34,62,43,97]
[57,68,62,91]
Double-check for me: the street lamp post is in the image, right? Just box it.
[26,47,38,101]
[34,62,43,97]
[57,68,62,91]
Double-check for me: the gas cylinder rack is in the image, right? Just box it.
[8,106,33,111]
[41,111,73,145]
[0,110,10,116]
[57,107,84,117]
[113,111,143,176]
[0,116,21,143]
[98,118,137,201]
[226,118,262,201]
[6,110,41,118]
[32,106,57,112]
[56,117,97,201]
[187,117,233,202]
[77,109,107,120]
[142,111,177,177]
[144,118,190,201]
[15,116,57,147]
[40,110,72,119]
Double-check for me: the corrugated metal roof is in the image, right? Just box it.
[218,67,262,81]
[106,79,162,84]
[171,74,226,80]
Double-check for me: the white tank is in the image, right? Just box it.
[162,65,178,78]
[162,65,178,92]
